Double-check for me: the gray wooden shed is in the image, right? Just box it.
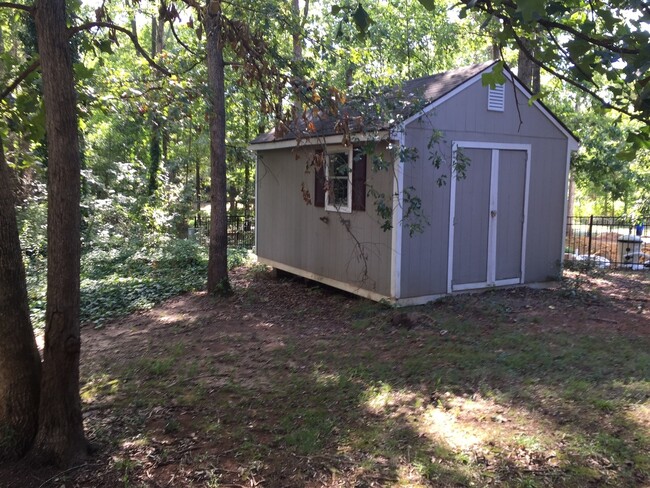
[250,61,579,305]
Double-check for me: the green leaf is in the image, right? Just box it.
[74,62,94,80]
[335,21,343,39]
[566,39,590,59]
[97,39,114,54]
[616,148,636,161]
[352,3,373,36]
[331,5,341,15]
[515,0,547,22]
[481,61,505,87]
[417,0,436,11]
[528,92,543,105]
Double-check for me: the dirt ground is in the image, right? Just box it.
[2,267,649,487]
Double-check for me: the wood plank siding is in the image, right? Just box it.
[256,144,394,297]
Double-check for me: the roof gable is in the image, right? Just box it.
[401,63,578,149]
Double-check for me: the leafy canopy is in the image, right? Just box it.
[333,0,648,155]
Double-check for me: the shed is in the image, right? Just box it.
[250,61,579,305]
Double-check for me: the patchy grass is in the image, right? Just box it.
[4,268,649,487]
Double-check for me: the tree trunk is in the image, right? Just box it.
[517,37,540,93]
[291,0,303,63]
[0,135,41,462]
[205,2,229,293]
[148,16,162,195]
[32,0,87,465]
[243,102,251,218]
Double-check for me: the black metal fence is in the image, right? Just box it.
[191,214,255,249]
[565,215,649,269]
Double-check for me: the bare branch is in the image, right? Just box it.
[68,21,171,77]
[0,59,40,101]
[169,18,199,56]
[180,0,203,10]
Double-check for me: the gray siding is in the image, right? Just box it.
[400,76,568,298]
[256,144,394,296]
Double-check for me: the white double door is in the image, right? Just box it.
[448,142,530,293]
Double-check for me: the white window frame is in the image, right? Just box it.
[325,146,353,213]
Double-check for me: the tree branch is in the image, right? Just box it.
[0,59,40,101]
[169,17,199,56]
[68,21,171,77]
[542,25,595,85]
[508,29,644,123]
[471,0,640,55]
[0,1,33,14]
[536,18,639,55]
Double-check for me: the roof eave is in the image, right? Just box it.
[248,130,392,152]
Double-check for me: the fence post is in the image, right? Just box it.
[587,215,593,263]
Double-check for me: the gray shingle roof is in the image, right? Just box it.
[250,61,497,145]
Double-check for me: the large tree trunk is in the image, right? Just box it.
[205,1,229,293]
[32,0,87,465]
[0,135,42,461]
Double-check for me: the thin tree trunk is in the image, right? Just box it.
[192,115,201,227]
[243,102,251,218]
[291,0,303,63]
[32,0,87,465]
[156,16,171,178]
[0,135,41,462]
[205,1,229,293]
[148,16,162,195]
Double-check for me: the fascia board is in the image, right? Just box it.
[248,131,391,152]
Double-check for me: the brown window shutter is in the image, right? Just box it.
[352,150,367,211]
[314,156,325,208]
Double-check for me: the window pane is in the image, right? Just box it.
[330,153,349,176]
[332,179,348,206]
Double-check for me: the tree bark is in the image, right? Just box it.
[32,0,87,465]
[205,1,229,293]
[291,0,303,63]
[243,102,251,218]
[148,15,162,195]
[518,37,540,93]
[0,135,41,462]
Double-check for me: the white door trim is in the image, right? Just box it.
[390,132,406,300]
[448,141,531,293]
[487,149,500,285]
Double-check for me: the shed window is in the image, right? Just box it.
[326,151,352,212]
[487,83,505,112]
[314,147,366,212]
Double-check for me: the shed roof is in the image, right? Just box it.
[250,61,578,147]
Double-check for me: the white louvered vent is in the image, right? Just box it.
[487,83,505,112]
